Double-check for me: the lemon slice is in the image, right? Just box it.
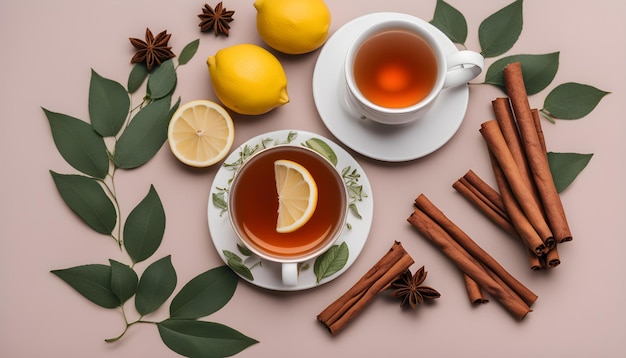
[274,159,318,233]
[167,100,234,167]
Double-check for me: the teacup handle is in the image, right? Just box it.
[282,262,298,286]
[443,50,484,89]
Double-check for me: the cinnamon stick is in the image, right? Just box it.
[454,173,513,235]
[493,98,543,211]
[488,152,549,256]
[480,120,555,249]
[503,62,572,243]
[454,171,547,271]
[527,249,542,271]
[464,274,489,304]
[414,194,538,307]
[407,204,532,320]
[531,109,547,153]
[317,241,414,335]
[542,246,561,269]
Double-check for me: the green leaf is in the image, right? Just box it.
[113,96,172,169]
[128,63,149,93]
[170,266,238,319]
[237,243,253,256]
[302,138,338,166]
[50,171,117,235]
[123,185,166,264]
[88,69,130,137]
[547,152,593,193]
[484,52,559,95]
[109,259,138,304]
[313,242,349,283]
[478,0,523,57]
[429,0,468,44]
[178,39,200,66]
[148,59,177,99]
[43,108,109,179]
[543,82,610,120]
[223,250,254,281]
[51,264,120,309]
[158,319,258,358]
[135,255,177,316]
[212,192,228,216]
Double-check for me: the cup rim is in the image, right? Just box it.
[227,144,349,263]
[344,18,447,114]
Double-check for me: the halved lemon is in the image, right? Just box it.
[274,159,318,233]
[167,100,234,167]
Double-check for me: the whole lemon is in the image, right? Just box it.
[254,0,331,55]
[207,44,289,115]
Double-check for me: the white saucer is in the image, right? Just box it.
[207,130,373,291]
[312,12,469,162]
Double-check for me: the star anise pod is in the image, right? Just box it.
[390,266,441,309]
[198,2,235,36]
[129,28,175,71]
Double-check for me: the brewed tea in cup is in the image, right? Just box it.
[344,18,484,125]
[228,145,348,286]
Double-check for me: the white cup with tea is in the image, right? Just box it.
[228,145,348,287]
[343,18,484,125]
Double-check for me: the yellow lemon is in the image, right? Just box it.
[274,160,318,233]
[207,44,289,115]
[254,0,331,55]
[167,100,234,167]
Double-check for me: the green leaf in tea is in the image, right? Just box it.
[157,319,258,358]
[314,242,349,283]
[169,266,238,319]
[50,171,117,235]
[147,59,177,99]
[542,82,610,120]
[127,63,149,93]
[302,138,338,166]
[484,52,559,95]
[113,96,172,169]
[135,255,177,316]
[123,185,166,264]
[109,259,138,304]
[43,108,109,179]
[88,69,130,137]
[51,264,120,309]
[178,39,200,66]
[478,0,523,58]
[429,0,468,45]
[223,250,254,281]
[547,152,593,193]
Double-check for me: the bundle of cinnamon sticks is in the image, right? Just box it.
[408,194,536,320]
[317,241,414,335]
[455,62,571,270]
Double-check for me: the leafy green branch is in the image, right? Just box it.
[45,37,258,357]
[430,0,605,191]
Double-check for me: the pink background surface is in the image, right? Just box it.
[1,0,625,357]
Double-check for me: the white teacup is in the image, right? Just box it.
[343,18,484,125]
[228,145,348,286]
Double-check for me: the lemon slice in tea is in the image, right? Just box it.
[167,100,234,167]
[274,159,318,233]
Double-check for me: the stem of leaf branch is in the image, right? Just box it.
[100,163,123,248]
[105,307,158,343]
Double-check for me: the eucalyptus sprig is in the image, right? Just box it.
[45,37,258,357]
[430,0,605,191]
